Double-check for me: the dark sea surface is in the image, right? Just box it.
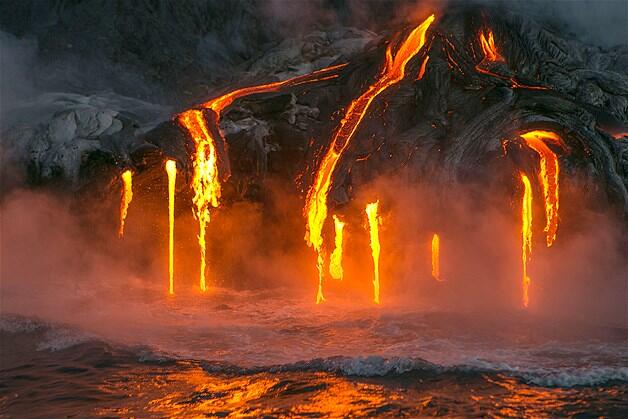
[1,289,627,417]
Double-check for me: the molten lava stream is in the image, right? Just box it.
[431,233,441,281]
[165,160,177,295]
[305,14,435,303]
[479,29,503,62]
[178,64,346,292]
[475,28,547,90]
[118,169,133,238]
[520,173,533,308]
[365,201,382,304]
[329,215,345,280]
[519,130,562,247]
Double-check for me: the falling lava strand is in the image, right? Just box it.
[365,201,382,304]
[118,169,133,238]
[165,160,177,295]
[520,173,533,308]
[431,233,441,281]
[329,215,345,280]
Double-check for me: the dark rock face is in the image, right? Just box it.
[2,2,627,219]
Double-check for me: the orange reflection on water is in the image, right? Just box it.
[89,364,620,417]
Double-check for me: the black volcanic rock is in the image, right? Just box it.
[2,2,627,220]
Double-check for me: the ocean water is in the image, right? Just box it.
[1,288,627,417]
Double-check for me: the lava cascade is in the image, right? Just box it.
[519,130,563,247]
[304,14,435,303]
[118,169,133,238]
[178,64,346,291]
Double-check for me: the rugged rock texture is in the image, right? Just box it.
[2,2,627,219]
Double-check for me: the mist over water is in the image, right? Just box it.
[1,173,625,380]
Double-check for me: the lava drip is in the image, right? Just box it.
[519,130,563,247]
[520,173,533,308]
[304,14,435,303]
[366,201,382,304]
[118,169,133,238]
[329,215,345,280]
[178,64,346,292]
[431,233,441,281]
[165,160,177,295]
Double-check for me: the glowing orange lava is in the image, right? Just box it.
[165,160,177,295]
[178,64,346,291]
[479,29,503,62]
[365,201,382,304]
[305,15,435,303]
[475,28,547,90]
[416,55,430,80]
[329,215,345,280]
[431,233,441,281]
[118,169,133,238]
[520,130,562,247]
[520,173,533,308]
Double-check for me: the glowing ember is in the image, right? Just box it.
[365,201,382,304]
[118,169,133,238]
[165,160,177,295]
[329,215,345,280]
[478,29,503,62]
[520,130,562,247]
[305,14,435,303]
[520,173,533,308]
[179,64,345,292]
[431,233,441,281]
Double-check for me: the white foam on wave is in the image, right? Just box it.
[243,356,628,387]
[0,315,43,333]
[36,327,94,351]
[1,314,95,351]
[273,356,438,376]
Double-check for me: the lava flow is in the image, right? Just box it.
[431,233,441,281]
[178,64,346,292]
[305,14,435,303]
[365,201,382,304]
[520,130,563,247]
[475,28,547,90]
[520,173,533,308]
[329,215,345,280]
[478,29,503,62]
[118,169,133,238]
[165,160,177,295]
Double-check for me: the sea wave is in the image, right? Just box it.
[3,314,626,388]
[198,355,628,387]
